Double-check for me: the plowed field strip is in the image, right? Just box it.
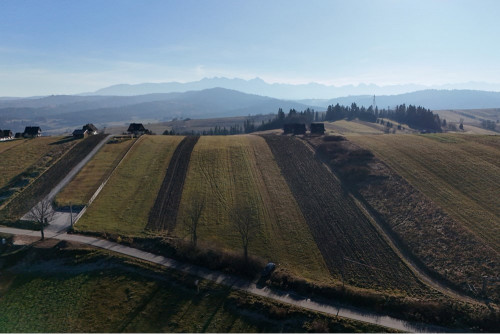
[262,135,424,293]
[147,136,200,232]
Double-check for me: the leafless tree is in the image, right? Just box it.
[27,199,55,240]
[230,202,260,263]
[184,196,205,247]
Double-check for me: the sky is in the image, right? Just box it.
[1,0,499,96]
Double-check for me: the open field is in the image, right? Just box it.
[348,133,500,251]
[55,137,136,207]
[434,108,500,124]
[0,244,389,333]
[324,120,385,135]
[176,135,330,282]
[148,136,200,231]
[0,137,74,190]
[0,135,105,221]
[262,135,427,295]
[76,135,183,235]
[336,133,499,299]
[0,139,24,154]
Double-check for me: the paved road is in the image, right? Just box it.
[0,226,450,333]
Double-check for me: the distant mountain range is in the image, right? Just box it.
[305,89,500,110]
[84,77,500,100]
[0,88,315,134]
[0,87,499,135]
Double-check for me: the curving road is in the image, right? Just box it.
[0,226,451,333]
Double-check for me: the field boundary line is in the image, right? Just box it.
[73,136,143,226]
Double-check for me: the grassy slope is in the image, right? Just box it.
[176,135,331,282]
[348,133,500,251]
[0,137,67,189]
[76,136,183,235]
[55,137,136,207]
[324,120,385,135]
[0,246,390,333]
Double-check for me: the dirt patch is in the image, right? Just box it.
[147,136,200,232]
[261,135,424,294]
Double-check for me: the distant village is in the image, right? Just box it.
[0,122,154,141]
[0,120,328,141]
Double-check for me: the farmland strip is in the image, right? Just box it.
[0,134,106,221]
[147,136,200,232]
[262,135,423,293]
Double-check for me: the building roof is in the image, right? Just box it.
[127,123,146,132]
[83,123,98,132]
[2,130,12,137]
[73,129,87,136]
[24,126,41,135]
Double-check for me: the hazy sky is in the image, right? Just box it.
[1,0,499,96]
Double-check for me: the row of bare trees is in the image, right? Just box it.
[183,195,260,263]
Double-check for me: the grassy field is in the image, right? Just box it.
[324,120,385,135]
[0,137,72,189]
[55,137,136,207]
[75,135,183,235]
[0,245,390,333]
[176,135,331,282]
[348,133,500,252]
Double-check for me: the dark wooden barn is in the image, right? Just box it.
[310,123,325,135]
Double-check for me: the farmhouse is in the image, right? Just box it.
[127,123,149,136]
[0,129,13,141]
[283,123,307,135]
[72,129,88,138]
[82,123,98,135]
[293,123,306,135]
[23,126,42,138]
[310,123,325,135]
[283,124,294,134]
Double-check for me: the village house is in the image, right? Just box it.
[0,129,13,141]
[310,123,325,135]
[127,123,149,136]
[23,126,42,138]
[72,129,88,138]
[73,123,99,138]
[82,123,98,135]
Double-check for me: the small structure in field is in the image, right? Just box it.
[127,123,149,136]
[310,123,325,135]
[283,124,294,134]
[283,123,306,135]
[293,123,306,135]
[73,123,99,138]
[14,132,23,138]
[23,126,42,138]
[72,129,88,138]
[0,129,13,141]
[82,123,98,135]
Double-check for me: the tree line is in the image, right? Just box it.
[251,103,442,132]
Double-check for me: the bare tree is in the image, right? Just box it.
[230,202,260,263]
[27,199,55,240]
[184,196,205,247]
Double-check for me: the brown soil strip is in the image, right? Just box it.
[147,136,200,232]
[261,135,423,293]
